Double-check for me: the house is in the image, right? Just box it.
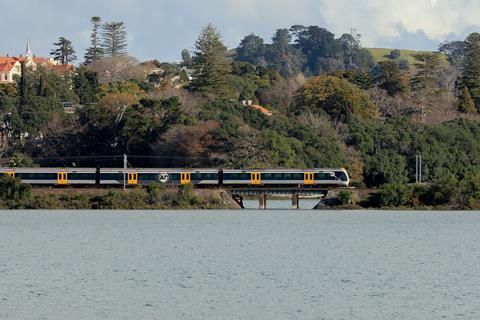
[241,100,273,117]
[0,43,71,84]
[0,57,22,83]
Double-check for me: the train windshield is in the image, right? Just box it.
[336,171,349,182]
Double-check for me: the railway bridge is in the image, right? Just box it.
[227,187,333,209]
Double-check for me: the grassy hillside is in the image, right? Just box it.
[366,48,448,65]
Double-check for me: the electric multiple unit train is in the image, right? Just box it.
[0,168,350,188]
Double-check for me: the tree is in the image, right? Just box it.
[74,67,99,104]
[181,49,192,67]
[375,183,413,207]
[50,37,76,65]
[386,49,401,60]
[374,61,406,96]
[410,52,442,121]
[411,53,442,91]
[102,22,128,56]
[190,24,231,95]
[87,56,146,83]
[236,33,266,66]
[339,29,363,68]
[152,121,219,167]
[295,75,379,120]
[462,33,480,106]
[268,29,304,77]
[439,41,466,67]
[458,87,477,113]
[84,16,104,64]
[0,175,31,204]
[19,62,32,106]
[295,26,343,74]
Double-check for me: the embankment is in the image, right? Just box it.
[0,186,241,210]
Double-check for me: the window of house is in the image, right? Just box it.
[3,74,7,81]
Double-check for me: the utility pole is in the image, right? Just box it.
[415,155,423,184]
[419,155,422,184]
[416,155,418,184]
[123,154,127,191]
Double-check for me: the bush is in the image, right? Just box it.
[0,175,31,204]
[387,49,401,60]
[373,183,413,207]
[338,191,353,206]
[295,75,379,121]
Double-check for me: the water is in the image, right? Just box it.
[243,199,321,209]
[1,210,479,320]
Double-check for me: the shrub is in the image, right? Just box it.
[372,183,413,207]
[295,75,379,121]
[0,175,31,204]
[338,191,353,206]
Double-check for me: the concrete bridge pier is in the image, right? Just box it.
[292,194,299,210]
[259,194,267,209]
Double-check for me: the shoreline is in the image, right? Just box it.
[0,186,473,210]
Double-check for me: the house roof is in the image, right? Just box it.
[49,64,74,74]
[0,57,17,64]
[0,63,15,72]
[251,104,273,116]
[0,55,71,75]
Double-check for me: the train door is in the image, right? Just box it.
[180,172,191,185]
[304,172,315,185]
[128,172,138,185]
[251,172,262,185]
[57,172,68,185]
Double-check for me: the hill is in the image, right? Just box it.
[366,47,449,65]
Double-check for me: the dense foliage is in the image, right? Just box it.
[3,22,480,208]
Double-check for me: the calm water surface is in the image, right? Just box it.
[1,210,479,320]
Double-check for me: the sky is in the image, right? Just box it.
[1,0,479,63]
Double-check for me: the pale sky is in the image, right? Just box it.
[1,0,478,63]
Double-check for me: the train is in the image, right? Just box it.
[0,167,350,188]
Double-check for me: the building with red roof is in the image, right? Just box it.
[0,43,72,84]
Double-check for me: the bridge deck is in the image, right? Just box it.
[227,188,332,196]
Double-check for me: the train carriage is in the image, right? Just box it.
[0,168,97,185]
[0,167,349,188]
[222,169,349,187]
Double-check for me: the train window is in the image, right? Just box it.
[337,171,349,181]
[202,173,216,180]
[317,173,330,180]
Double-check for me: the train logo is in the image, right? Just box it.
[158,172,170,183]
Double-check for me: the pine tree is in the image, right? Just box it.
[374,61,406,96]
[102,22,128,57]
[50,37,76,65]
[458,87,477,113]
[190,24,231,95]
[84,16,104,64]
[411,52,442,91]
[353,68,374,90]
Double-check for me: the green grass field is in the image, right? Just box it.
[366,48,448,65]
